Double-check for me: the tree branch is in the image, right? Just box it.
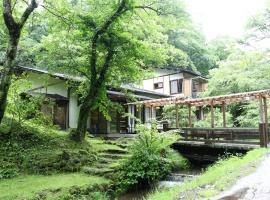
[2,0,18,31]
[19,0,38,28]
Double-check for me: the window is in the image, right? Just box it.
[154,82,163,89]
[170,79,183,94]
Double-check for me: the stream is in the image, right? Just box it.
[119,167,203,200]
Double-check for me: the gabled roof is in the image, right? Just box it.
[153,67,207,79]
[17,66,83,82]
[17,66,171,99]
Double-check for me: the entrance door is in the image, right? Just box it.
[54,101,68,130]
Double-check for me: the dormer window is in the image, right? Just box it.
[170,79,183,94]
[154,82,163,89]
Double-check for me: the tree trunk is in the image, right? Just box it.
[71,87,96,142]
[71,102,91,142]
[0,38,19,124]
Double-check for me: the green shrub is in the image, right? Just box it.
[0,168,19,179]
[116,124,188,193]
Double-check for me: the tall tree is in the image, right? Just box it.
[0,0,38,123]
[73,0,163,141]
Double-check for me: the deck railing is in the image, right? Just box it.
[180,126,268,146]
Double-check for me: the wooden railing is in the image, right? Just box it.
[181,127,268,146]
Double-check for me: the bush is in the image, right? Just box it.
[116,124,188,193]
[0,161,19,180]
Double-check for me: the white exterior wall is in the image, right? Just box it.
[69,89,80,128]
[28,73,68,97]
[27,72,81,129]
[142,69,184,96]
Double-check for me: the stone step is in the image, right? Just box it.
[102,148,128,154]
[99,153,128,159]
[83,167,115,176]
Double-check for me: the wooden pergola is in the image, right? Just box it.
[129,89,270,147]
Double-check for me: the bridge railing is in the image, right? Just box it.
[181,127,264,145]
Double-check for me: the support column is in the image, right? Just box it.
[211,102,215,128]
[263,97,268,145]
[222,101,226,128]
[259,95,267,147]
[176,104,179,128]
[188,104,192,128]
[128,105,135,133]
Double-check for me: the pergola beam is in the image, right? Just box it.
[130,89,270,108]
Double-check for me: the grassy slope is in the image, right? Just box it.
[0,121,131,200]
[147,148,268,200]
[0,174,108,200]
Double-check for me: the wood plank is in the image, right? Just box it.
[181,139,260,145]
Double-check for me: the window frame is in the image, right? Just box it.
[153,82,163,89]
[170,79,183,94]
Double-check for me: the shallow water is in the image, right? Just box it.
[119,169,201,200]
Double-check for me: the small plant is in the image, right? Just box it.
[115,123,188,193]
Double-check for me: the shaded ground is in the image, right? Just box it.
[214,153,270,200]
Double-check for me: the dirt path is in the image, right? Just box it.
[213,153,270,200]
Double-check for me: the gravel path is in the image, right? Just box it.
[213,153,270,200]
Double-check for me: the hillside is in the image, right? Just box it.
[0,120,132,200]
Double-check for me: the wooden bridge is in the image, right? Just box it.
[129,89,270,155]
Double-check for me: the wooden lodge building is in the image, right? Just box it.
[15,66,207,135]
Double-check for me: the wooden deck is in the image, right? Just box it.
[91,133,136,139]
[174,140,260,150]
[175,127,268,149]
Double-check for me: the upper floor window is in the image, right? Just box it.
[154,82,163,89]
[170,79,183,94]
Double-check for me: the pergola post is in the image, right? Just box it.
[176,104,179,128]
[259,95,267,147]
[188,104,192,127]
[263,97,268,145]
[210,102,215,128]
[222,101,226,128]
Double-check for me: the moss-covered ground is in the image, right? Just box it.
[0,120,132,200]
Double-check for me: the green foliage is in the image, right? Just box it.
[6,75,54,127]
[162,105,191,127]
[194,108,233,128]
[208,35,237,61]
[206,51,270,97]
[204,49,270,127]
[116,124,187,193]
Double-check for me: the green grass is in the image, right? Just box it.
[0,173,109,200]
[147,148,268,200]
